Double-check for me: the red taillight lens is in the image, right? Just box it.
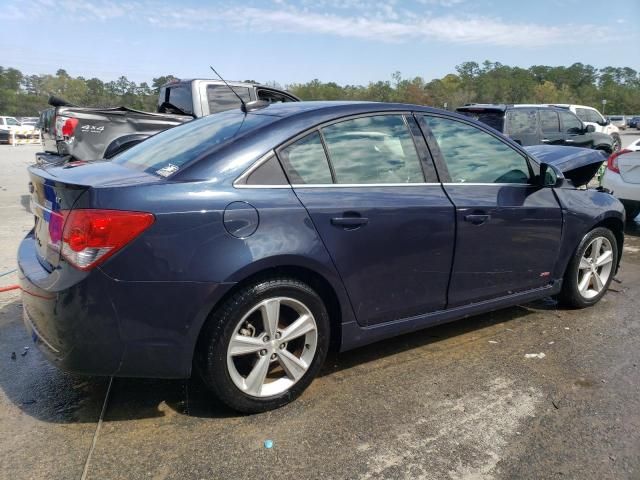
[61,117,79,137]
[61,209,154,270]
[607,149,630,174]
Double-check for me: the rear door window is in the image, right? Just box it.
[540,110,560,133]
[457,111,504,132]
[207,85,251,114]
[321,115,424,184]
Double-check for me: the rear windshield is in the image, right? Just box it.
[112,111,277,177]
[457,111,504,132]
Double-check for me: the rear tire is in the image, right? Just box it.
[196,277,330,413]
[558,227,617,309]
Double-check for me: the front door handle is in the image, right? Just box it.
[541,138,550,143]
[331,216,368,228]
[565,138,575,143]
[464,214,491,225]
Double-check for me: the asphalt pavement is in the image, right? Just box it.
[0,136,639,480]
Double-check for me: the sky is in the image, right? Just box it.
[1,0,639,86]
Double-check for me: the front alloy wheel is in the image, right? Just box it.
[558,227,618,308]
[576,236,614,300]
[198,277,329,413]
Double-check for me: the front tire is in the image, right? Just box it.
[197,277,330,413]
[558,227,617,308]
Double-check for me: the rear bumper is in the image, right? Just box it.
[35,151,69,166]
[18,233,231,378]
[602,171,640,202]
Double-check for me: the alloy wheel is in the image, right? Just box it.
[577,236,614,300]
[226,297,318,398]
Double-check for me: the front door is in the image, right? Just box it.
[418,114,563,307]
[278,114,455,326]
[558,110,592,149]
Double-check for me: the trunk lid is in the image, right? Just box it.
[618,151,640,184]
[524,145,607,187]
[28,162,162,269]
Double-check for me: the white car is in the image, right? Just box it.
[601,140,640,221]
[549,104,622,152]
[0,116,35,143]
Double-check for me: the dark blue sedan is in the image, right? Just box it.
[18,101,624,412]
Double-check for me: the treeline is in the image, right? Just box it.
[2,61,639,117]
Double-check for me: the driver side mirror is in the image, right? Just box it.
[598,118,610,126]
[584,124,596,133]
[539,162,565,188]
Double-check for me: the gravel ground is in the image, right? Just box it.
[0,143,639,480]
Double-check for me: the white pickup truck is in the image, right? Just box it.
[549,104,622,152]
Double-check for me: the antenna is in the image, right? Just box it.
[209,66,248,113]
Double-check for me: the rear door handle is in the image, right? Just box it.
[331,217,368,228]
[565,138,575,143]
[464,214,491,225]
[541,138,550,143]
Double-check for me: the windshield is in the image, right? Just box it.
[112,110,277,176]
[5,117,19,126]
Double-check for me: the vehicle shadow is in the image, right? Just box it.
[625,217,640,237]
[0,295,546,423]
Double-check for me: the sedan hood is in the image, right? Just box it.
[525,145,607,187]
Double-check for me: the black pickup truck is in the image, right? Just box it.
[37,79,299,164]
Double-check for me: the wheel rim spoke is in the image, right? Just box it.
[579,257,591,270]
[280,314,315,343]
[277,349,308,381]
[578,271,592,293]
[592,271,604,291]
[229,334,264,357]
[596,250,613,267]
[590,238,602,261]
[260,299,280,338]
[244,355,270,396]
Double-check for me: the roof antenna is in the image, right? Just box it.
[210,65,248,113]
[209,65,269,113]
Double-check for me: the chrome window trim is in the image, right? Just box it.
[441,182,534,187]
[291,182,441,188]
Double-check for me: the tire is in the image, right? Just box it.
[611,133,621,153]
[196,277,330,413]
[558,227,618,309]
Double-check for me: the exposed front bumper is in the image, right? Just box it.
[18,233,230,379]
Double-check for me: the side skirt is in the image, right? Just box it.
[339,280,562,352]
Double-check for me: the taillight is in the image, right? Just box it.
[60,209,154,270]
[607,149,629,174]
[55,116,79,139]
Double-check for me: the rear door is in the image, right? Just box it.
[539,110,565,145]
[418,114,563,307]
[280,114,455,326]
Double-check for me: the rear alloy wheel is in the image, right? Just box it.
[198,278,329,413]
[558,227,617,308]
